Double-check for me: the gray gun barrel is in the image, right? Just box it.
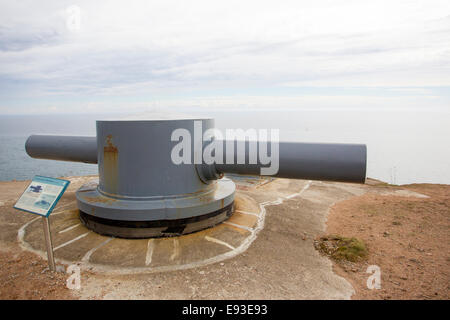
[24,118,367,238]
[25,135,97,164]
[25,135,366,183]
[214,141,366,183]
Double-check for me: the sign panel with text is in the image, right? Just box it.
[14,176,70,217]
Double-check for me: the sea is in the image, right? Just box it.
[1,108,449,185]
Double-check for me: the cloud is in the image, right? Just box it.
[0,0,449,113]
[2,94,448,116]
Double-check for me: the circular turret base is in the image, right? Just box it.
[75,178,235,238]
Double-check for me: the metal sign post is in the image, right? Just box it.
[41,216,56,271]
[14,175,70,272]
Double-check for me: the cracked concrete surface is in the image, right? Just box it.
[0,174,417,299]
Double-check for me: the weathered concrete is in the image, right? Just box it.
[0,174,390,299]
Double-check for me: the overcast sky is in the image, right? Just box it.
[0,0,449,114]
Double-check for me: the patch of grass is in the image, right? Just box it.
[316,235,368,262]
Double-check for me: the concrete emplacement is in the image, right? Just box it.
[25,116,367,238]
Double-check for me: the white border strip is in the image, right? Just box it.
[82,237,114,262]
[235,210,259,217]
[58,223,81,234]
[54,232,89,251]
[145,239,155,266]
[204,235,235,250]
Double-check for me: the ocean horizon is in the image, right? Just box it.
[1,108,449,185]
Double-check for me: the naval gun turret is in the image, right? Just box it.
[25,116,366,238]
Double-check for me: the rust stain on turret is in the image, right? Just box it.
[103,134,119,194]
[104,134,118,153]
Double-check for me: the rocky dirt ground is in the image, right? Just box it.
[321,180,449,300]
[0,177,448,300]
[0,248,73,299]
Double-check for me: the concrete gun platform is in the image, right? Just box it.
[0,174,378,299]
